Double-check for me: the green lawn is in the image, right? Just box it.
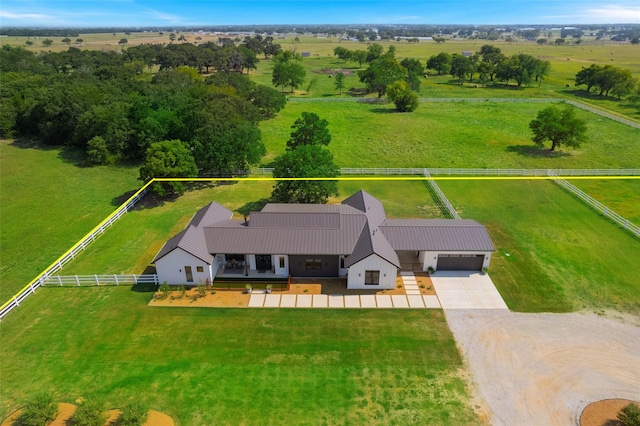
[572,179,640,224]
[58,180,440,277]
[439,179,640,314]
[0,286,478,425]
[260,101,640,169]
[0,139,139,301]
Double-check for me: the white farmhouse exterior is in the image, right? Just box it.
[153,190,495,290]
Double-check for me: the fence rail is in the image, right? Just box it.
[547,171,640,237]
[43,274,159,287]
[422,169,461,219]
[249,167,640,177]
[0,185,150,320]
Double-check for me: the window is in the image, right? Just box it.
[364,270,380,285]
[196,266,204,273]
[340,256,345,269]
[184,266,193,282]
[279,256,285,268]
[306,258,322,270]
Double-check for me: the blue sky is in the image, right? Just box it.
[1,0,640,27]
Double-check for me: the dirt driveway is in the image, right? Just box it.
[444,310,640,425]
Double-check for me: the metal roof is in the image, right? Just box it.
[342,190,387,227]
[344,223,400,268]
[205,215,367,255]
[188,201,233,228]
[153,225,214,264]
[380,219,495,252]
[261,203,363,215]
[249,212,341,229]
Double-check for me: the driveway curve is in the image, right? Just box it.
[444,310,640,425]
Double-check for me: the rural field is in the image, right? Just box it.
[1,30,639,426]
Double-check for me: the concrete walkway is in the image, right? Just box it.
[430,271,508,309]
[248,290,441,309]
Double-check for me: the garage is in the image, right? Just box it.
[437,254,485,271]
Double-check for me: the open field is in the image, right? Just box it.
[0,139,139,301]
[259,101,640,168]
[572,179,640,224]
[56,180,441,277]
[0,286,479,425]
[439,179,640,314]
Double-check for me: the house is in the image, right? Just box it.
[153,190,494,290]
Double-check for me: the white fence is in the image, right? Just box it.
[547,171,640,237]
[44,274,159,287]
[249,167,640,177]
[0,186,149,320]
[422,169,461,219]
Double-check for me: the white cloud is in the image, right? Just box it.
[0,10,51,20]
[585,5,640,22]
[144,8,188,24]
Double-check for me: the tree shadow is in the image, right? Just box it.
[506,145,571,158]
[347,87,369,97]
[369,107,396,114]
[236,198,271,216]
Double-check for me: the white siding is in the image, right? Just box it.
[420,251,492,271]
[273,255,289,276]
[347,254,397,290]
[155,248,213,285]
[247,255,256,270]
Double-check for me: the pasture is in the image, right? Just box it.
[0,288,478,425]
[259,100,640,169]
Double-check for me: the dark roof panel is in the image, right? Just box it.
[249,212,340,229]
[380,219,495,252]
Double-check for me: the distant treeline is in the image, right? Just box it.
[0,39,288,178]
[3,23,639,39]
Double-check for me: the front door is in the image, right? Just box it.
[255,255,272,271]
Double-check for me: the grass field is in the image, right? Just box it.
[0,139,139,301]
[57,180,441,277]
[439,179,640,314]
[0,286,478,425]
[259,101,640,168]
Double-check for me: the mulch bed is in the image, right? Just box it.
[580,399,639,426]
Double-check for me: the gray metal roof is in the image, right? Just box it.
[380,219,495,252]
[345,223,400,268]
[152,202,232,264]
[249,212,341,229]
[204,214,367,255]
[261,203,363,215]
[188,201,233,228]
[153,225,214,264]
[342,190,387,227]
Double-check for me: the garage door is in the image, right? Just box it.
[437,254,484,271]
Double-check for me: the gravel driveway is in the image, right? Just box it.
[444,310,640,425]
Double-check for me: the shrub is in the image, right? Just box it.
[386,80,419,112]
[196,284,207,298]
[17,392,58,426]
[157,282,170,300]
[71,398,107,426]
[618,402,640,426]
[177,285,186,299]
[117,401,148,426]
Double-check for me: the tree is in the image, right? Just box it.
[529,106,587,151]
[118,38,128,45]
[365,43,384,63]
[42,39,53,47]
[62,37,71,44]
[575,64,601,92]
[351,50,367,68]
[358,55,407,97]
[272,60,306,93]
[450,54,474,85]
[287,112,331,150]
[271,145,340,203]
[400,58,424,91]
[387,80,419,112]
[426,52,452,76]
[496,54,540,87]
[139,139,198,196]
[334,71,345,94]
[617,402,640,426]
[333,46,351,63]
[250,85,287,117]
